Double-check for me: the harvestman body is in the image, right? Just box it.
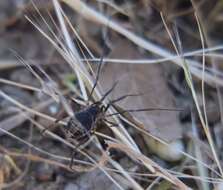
[64,102,107,147]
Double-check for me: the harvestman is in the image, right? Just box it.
[43,55,180,170]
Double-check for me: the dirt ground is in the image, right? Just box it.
[0,0,223,190]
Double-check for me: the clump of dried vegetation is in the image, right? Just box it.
[0,0,223,189]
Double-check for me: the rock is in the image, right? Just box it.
[145,137,185,162]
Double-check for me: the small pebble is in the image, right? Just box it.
[145,137,185,162]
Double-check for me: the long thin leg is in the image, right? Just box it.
[109,93,143,105]
[99,81,118,103]
[106,107,183,117]
[104,93,142,112]
[69,137,89,170]
[96,81,139,111]
[88,29,108,102]
[69,151,76,170]
[88,55,104,101]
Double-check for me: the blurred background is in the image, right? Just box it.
[0,0,223,189]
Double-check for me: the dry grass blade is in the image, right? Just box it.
[0,90,62,124]
[62,0,223,86]
[0,153,24,189]
[3,1,223,189]
[82,44,223,65]
[119,106,222,178]
[191,112,209,190]
[0,78,40,92]
[25,3,148,189]
[105,142,191,190]
[0,89,129,190]
[52,0,88,101]
[160,4,223,180]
